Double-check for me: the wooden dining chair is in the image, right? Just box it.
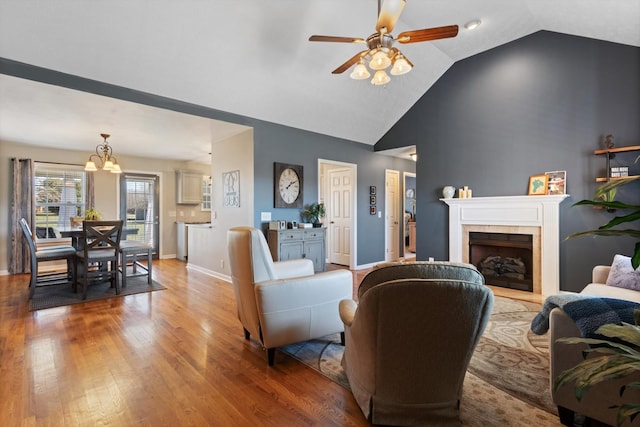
[119,240,153,288]
[74,220,123,300]
[19,218,76,299]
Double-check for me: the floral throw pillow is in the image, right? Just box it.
[606,254,640,291]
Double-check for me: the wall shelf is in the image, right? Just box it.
[593,145,640,182]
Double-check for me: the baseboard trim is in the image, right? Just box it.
[186,263,231,283]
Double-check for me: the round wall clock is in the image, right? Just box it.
[406,188,415,198]
[274,162,303,208]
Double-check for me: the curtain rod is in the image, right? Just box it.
[34,160,84,167]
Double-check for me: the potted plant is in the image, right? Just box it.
[555,312,640,426]
[302,202,326,227]
[84,207,102,221]
[568,176,640,269]
[556,176,640,426]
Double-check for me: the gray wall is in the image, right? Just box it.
[1,58,415,268]
[376,31,640,291]
[249,121,415,265]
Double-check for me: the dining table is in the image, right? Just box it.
[59,226,140,250]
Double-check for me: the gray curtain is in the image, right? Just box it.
[9,158,34,274]
[85,172,94,210]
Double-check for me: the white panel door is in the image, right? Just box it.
[328,167,352,266]
[385,170,399,261]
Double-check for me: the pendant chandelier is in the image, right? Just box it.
[84,133,122,173]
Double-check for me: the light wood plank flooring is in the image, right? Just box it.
[1,260,542,426]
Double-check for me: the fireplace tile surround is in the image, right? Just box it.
[443,195,570,296]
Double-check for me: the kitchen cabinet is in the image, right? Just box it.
[177,171,203,204]
[268,228,326,272]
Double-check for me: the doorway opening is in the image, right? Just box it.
[403,172,416,259]
[318,159,357,270]
[119,173,160,258]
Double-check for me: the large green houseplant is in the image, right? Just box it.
[557,176,640,426]
[568,176,640,269]
[555,312,640,427]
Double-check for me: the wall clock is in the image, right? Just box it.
[406,188,415,198]
[274,162,303,208]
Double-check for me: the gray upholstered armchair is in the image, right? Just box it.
[339,261,494,426]
[227,226,352,366]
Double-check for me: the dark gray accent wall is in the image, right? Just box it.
[376,31,640,292]
[0,58,415,266]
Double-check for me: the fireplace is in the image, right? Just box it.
[442,195,569,296]
[469,232,533,292]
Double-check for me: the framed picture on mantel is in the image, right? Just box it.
[528,174,548,196]
[545,170,566,195]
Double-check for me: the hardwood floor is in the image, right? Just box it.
[1,260,544,426]
[0,260,367,426]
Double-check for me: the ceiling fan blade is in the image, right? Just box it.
[309,35,366,44]
[396,25,459,44]
[376,0,406,33]
[332,51,368,74]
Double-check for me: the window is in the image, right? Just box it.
[201,175,212,211]
[34,163,86,238]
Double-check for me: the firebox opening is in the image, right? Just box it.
[469,232,533,292]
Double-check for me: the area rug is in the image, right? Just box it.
[281,296,561,426]
[29,275,166,311]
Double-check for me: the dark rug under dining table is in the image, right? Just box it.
[29,274,166,311]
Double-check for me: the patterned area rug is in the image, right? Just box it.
[281,296,561,426]
[29,275,166,311]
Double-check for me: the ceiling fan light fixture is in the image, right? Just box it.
[369,49,391,70]
[464,19,481,30]
[371,70,390,86]
[350,61,371,80]
[390,54,412,76]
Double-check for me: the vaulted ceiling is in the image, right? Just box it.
[0,0,638,162]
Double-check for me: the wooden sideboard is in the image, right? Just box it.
[268,228,326,272]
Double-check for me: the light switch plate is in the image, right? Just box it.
[261,212,272,221]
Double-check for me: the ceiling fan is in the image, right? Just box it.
[309,0,458,85]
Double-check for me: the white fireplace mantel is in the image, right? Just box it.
[443,195,570,296]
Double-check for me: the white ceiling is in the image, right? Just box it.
[0,0,638,162]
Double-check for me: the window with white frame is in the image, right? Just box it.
[34,163,86,238]
[201,175,212,211]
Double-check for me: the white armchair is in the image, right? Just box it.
[227,226,353,366]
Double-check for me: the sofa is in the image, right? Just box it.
[550,263,640,426]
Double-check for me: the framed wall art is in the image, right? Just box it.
[223,170,240,207]
[370,186,376,195]
[527,174,548,196]
[370,206,376,215]
[545,170,566,195]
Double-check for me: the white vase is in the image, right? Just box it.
[442,186,455,199]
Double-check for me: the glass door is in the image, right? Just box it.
[119,173,159,258]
